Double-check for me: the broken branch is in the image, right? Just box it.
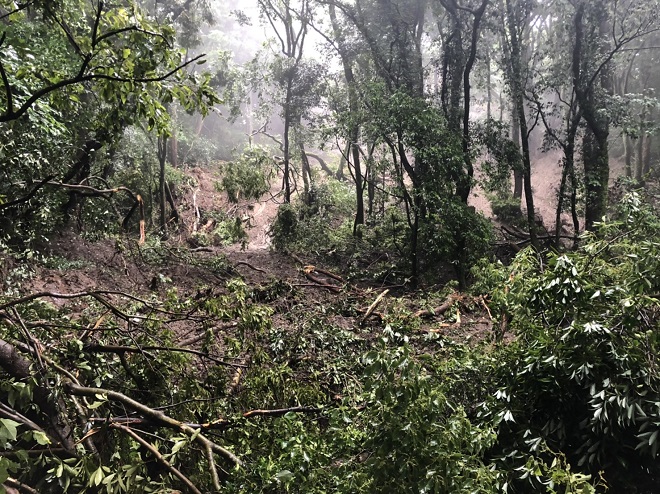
[65,383,242,467]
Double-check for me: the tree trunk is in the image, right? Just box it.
[505,0,538,249]
[635,106,648,180]
[582,128,609,229]
[299,140,312,205]
[624,134,634,177]
[282,80,293,204]
[643,132,653,176]
[511,110,523,199]
[157,135,168,235]
[329,3,364,234]
[573,2,612,230]
[457,0,489,204]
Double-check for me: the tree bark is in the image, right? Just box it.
[157,135,168,234]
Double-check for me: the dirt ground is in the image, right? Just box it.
[8,150,627,347]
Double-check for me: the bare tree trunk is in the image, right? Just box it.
[283,81,293,204]
[329,3,364,234]
[299,141,312,205]
[505,0,538,249]
[157,135,168,235]
[511,107,524,199]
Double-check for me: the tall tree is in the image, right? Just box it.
[257,0,313,204]
[0,0,216,241]
[571,0,659,229]
[501,0,539,248]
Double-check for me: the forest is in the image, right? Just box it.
[0,0,659,492]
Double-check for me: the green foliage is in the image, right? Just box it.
[217,145,273,203]
[269,181,355,253]
[471,192,660,490]
[489,195,524,224]
[225,337,504,494]
[0,0,219,245]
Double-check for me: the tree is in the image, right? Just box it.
[0,0,216,242]
[500,0,539,248]
[571,0,659,229]
[257,0,314,204]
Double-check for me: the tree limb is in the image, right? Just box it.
[66,383,243,467]
[361,289,389,325]
[242,406,322,418]
[0,55,204,123]
[109,423,203,494]
[83,344,247,368]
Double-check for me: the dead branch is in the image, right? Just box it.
[288,252,306,266]
[65,383,243,467]
[305,153,334,176]
[0,289,188,319]
[178,322,239,347]
[292,283,342,291]
[84,344,247,368]
[242,406,322,418]
[235,261,269,274]
[414,294,463,318]
[289,252,344,283]
[311,266,344,283]
[361,289,389,325]
[303,272,342,293]
[110,423,203,494]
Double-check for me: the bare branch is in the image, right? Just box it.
[84,344,247,368]
[66,383,243,467]
[110,423,203,494]
[242,406,322,418]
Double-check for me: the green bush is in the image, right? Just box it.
[217,145,273,203]
[269,181,354,254]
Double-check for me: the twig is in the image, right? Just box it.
[110,423,203,494]
[242,406,322,418]
[235,261,269,274]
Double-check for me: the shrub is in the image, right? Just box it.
[472,191,660,491]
